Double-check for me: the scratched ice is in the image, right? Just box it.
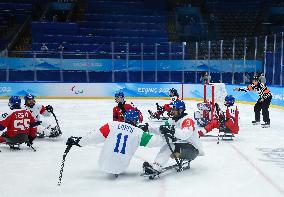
[0,99,283,197]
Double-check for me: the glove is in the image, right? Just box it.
[29,121,42,128]
[156,103,164,112]
[138,123,149,132]
[118,102,126,113]
[66,136,82,147]
[159,125,175,135]
[45,105,53,112]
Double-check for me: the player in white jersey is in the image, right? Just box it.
[144,100,204,175]
[66,109,165,176]
[24,94,60,138]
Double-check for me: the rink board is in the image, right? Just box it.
[0,82,283,107]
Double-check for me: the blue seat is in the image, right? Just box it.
[83,14,166,23]
[37,70,61,81]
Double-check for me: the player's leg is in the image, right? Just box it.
[198,119,220,136]
[253,101,262,124]
[261,97,271,126]
[225,118,239,134]
[37,122,60,138]
[143,144,174,175]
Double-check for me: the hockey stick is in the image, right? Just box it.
[163,126,182,171]
[57,144,72,186]
[51,111,62,135]
[57,137,81,186]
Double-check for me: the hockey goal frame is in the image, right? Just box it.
[204,83,227,119]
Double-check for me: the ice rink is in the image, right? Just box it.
[0,99,284,197]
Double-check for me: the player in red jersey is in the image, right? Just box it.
[197,95,239,137]
[0,96,37,147]
[113,91,143,123]
[148,88,181,120]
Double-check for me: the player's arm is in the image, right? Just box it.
[28,112,37,138]
[40,105,52,117]
[233,85,253,92]
[113,107,119,121]
[0,114,11,131]
[79,123,109,146]
[163,104,171,112]
[139,130,165,148]
[175,118,195,140]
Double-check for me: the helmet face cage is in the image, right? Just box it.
[124,110,139,125]
[115,91,124,98]
[170,100,186,117]
[169,88,178,97]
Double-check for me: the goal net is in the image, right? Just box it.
[204,83,227,117]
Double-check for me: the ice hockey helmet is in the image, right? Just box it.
[225,95,235,107]
[169,88,178,96]
[115,91,124,98]
[8,96,21,109]
[24,93,35,101]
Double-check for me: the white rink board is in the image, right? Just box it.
[0,99,283,197]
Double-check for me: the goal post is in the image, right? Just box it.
[204,83,227,118]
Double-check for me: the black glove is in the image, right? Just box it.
[118,102,126,114]
[45,105,53,112]
[159,125,175,135]
[138,123,149,132]
[29,121,42,128]
[66,136,82,147]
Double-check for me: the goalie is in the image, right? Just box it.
[195,95,239,137]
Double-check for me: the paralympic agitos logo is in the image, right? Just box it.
[70,86,84,95]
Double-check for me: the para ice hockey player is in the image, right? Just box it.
[197,95,239,137]
[143,100,204,178]
[0,96,37,149]
[66,109,165,176]
[113,91,143,123]
[148,88,180,120]
[24,93,60,138]
[234,75,272,128]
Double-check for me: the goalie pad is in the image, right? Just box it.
[194,111,209,127]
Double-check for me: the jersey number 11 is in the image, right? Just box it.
[114,133,128,154]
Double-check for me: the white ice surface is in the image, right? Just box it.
[0,99,283,197]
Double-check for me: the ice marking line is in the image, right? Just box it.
[230,144,284,195]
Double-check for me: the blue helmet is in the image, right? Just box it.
[171,100,186,111]
[24,93,35,101]
[225,95,235,107]
[124,109,139,124]
[8,96,21,109]
[115,91,124,98]
[169,88,178,96]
